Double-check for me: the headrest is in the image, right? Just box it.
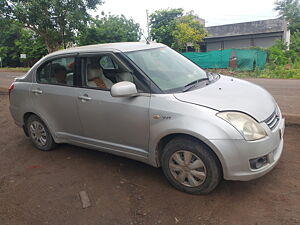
[117,72,134,82]
[52,63,66,75]
[87,64,103,81]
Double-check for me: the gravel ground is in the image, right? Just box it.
[0,94,300,225]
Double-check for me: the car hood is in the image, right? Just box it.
[173,75,276,122]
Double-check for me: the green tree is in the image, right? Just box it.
[274,0,300,33]
[0,17,47,67]
[267,31,300,66]
[290,30,300,53]
[263,1,300,78]
[0,0,104,52]
[172,13,207,51]
[78,14,141,45]
[267,40,290,65]
[0,18,20,67]
[149,8,184,47]
[15,29,48,66]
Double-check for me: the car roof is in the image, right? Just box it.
[47,42,166,57]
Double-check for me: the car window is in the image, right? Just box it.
[126,47,207,92]
[37,57,75,86]
[85,55,135,90]
[99,56,118,70]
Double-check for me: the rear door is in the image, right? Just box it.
[31,55,83,139]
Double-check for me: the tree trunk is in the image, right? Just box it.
[26,25,62,53]
[45,40,61,53]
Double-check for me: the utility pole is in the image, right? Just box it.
[146,9,150,41]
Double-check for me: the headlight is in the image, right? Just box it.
[217,111,267,141]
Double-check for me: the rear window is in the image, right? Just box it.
[37,57,75,86]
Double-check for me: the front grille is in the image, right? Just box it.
[264,108,280,130]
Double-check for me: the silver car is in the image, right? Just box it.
[9,42,285,194]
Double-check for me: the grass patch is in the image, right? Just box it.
[0,67,30,72]
[259,63,300,79]
[207,69,258,78]
[208,64,300,79]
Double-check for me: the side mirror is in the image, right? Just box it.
[110,81,138,97]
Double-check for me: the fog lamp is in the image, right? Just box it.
[249,155,268,169]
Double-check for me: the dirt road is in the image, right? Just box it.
[0,71,25,92]
[0,95,300,225]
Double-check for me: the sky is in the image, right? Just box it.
[91,0,280,36]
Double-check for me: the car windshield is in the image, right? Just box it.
[125,47,207,92]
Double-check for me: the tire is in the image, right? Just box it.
[26,115,56,151]
[161,136,222,194]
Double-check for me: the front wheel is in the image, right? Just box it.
[161,137,222,194]
[26,115,56,151]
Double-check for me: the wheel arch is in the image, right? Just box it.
[23,112,36,136]
[23,112,54,139]
[155,133,225,176]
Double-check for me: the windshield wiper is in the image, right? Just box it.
[182,78,209,92]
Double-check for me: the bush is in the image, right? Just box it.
[260,32,300,79]
[267,43,288,65]
[259,62,300,79]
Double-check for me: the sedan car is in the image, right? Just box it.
[9,42,285,194]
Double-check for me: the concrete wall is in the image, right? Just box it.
[205,32,283,51]
[253,36,281,48]
[206,18,286,38]
[203,18,290,52]
[223,39,251,50]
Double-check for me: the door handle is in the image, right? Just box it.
[78,94,92,102]
[32,89,43,94]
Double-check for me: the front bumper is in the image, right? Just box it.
[210,117,285,181]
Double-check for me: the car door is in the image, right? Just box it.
[75,53,151,157]
[31,55,83,140]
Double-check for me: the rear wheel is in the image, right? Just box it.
[26,115,56,151]
[161,137,222,194]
